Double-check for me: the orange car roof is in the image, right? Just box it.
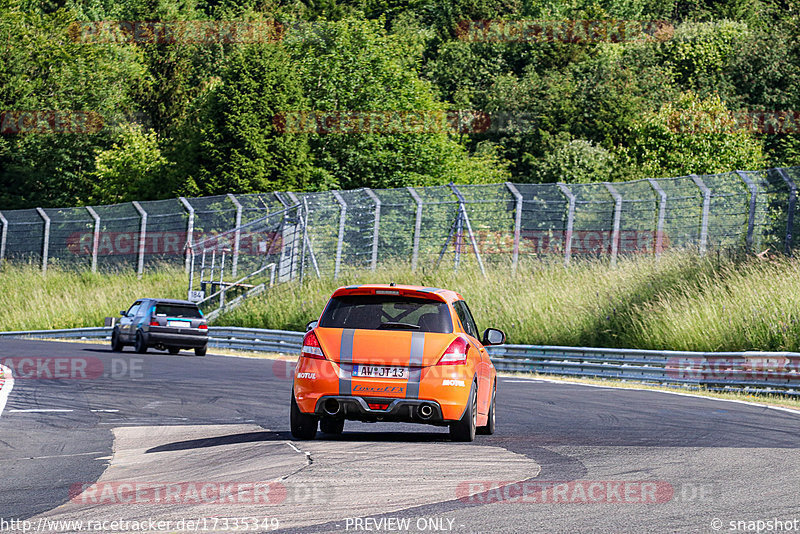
[330,284,463,303]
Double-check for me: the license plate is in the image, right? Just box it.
[352,365,408,379]
[168,320,189,327]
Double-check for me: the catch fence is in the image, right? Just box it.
[1,167,798,280]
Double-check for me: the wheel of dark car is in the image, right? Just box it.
[134,331,148,354]
[477,382,496,435]
[290,392,318,440]
[320,417,344,435]
[450,381,477,442]
[194,346,207,357]
[110,328,123,352]
[168,347,180,355]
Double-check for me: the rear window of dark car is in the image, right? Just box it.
[319,295,453,333]
[154,304,202,319]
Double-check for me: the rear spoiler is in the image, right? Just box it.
[331,286,449,302]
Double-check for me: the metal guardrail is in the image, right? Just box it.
[1,328,798,395]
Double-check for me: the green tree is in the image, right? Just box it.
[0,2,150,209]
[172,43,313,195]
[90,125,171,203]
[626,91,766,177]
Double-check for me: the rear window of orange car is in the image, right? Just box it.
[319,295,453,333]
[154,304,202,318]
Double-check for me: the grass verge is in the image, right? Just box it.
[4,251,800,352]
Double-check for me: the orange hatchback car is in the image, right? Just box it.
[290,284,505,441]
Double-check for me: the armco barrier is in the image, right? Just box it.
[1,328,798,395]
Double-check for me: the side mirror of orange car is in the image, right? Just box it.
[482,328,505,346]
[305,320,318,332]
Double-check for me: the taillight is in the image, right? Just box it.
[198,324,208,330]
[437,336,469,365]
[149,319,159,327]
[302,331,326,360]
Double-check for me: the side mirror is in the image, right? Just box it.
[305,320,318,332]
[482,328,505,346]
[120,310,127,317]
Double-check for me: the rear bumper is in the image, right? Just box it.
[142,330,208,348]
[314,395,447,425]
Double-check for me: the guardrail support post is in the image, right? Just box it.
[450,183,486,277]
[227,193,242,277]
[604,183,622,266]
[506,182,523,272]
[178,197,194,273]
[690,175,710,255]
[647,179,667,258]
[36,208,50,274]
[131,201,147,278]
[332,191,347,279]
[0,211,8,265]
[85,206,101,272]
[557,183,576,266]
[736,170,758,251]
[777,168,797,255]
[364,188,381,270]
[407,187,423,271]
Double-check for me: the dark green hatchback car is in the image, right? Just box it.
[111,298,208,356]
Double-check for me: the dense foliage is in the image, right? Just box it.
[2,0,799,209]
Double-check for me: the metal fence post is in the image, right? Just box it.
[178,197,194,273]
[364,188,381,270]
[85,206,101,272]
[690,175,710,255]
[604,183,622,266]
[450,183,486,277]
[332,191,347,279]
[557,183,576,266]
[777,168,797,255]
[131,201,147,278]
[287,192,320,278]
[0,211,7,265]
[36,208,50,274]
[735,170,758,251]
[228,193,242,277]
[647,179,667,258]
[302,197,321,278]
[505,182,523,272]
[407,187,423,271]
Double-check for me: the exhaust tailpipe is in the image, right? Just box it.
[323,398,341,416]
[418,403,434,420]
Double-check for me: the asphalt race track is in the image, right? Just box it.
[1,339,799,533]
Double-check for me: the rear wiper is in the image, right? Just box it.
[377,322,420,330]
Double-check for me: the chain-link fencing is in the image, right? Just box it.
[1,168,799,286]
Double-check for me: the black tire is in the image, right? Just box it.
[110,328,124,352]
[450,381,477,442]
[134,331,148,354]
[320,417,344,435]
[477,382,496,435]
[194,346,207,357]
[168,347,180,355]
[290,392,318,440]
